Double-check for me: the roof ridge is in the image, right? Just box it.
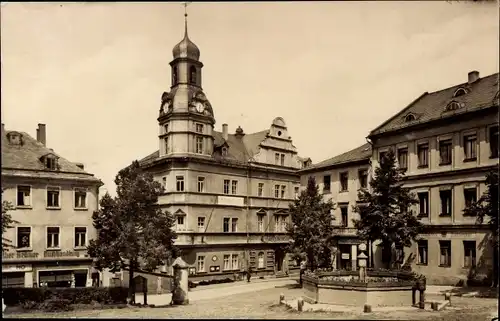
[426,72,499,95]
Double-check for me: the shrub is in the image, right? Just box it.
[38,298,73,312]
[3,287,129,307]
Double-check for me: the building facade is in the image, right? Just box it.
[134,18,309,282]
[368,71,499,285]
[299,143,373,272]
[1,123,102,288]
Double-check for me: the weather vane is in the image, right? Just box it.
[183,2,191,18]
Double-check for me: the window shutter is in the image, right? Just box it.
[249,250,257,268]
[266,250,275,269]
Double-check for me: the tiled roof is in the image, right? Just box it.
[139,129,271,166]
[370,73,499,136]
[1,129,101,182]
[301,143,372,171]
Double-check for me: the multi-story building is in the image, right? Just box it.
[299,143,372,271]
[1,123,102,288]
[367,70,499,285]
[133,18,309,282]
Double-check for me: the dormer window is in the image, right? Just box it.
[6,132,23,145]
[453,88,467,97]
[41,154,58,170]
[404,114,416,122]
[222,147,228,157]
[445,101,462,111]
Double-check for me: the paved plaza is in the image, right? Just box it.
[4,278,497,320]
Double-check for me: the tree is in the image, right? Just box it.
[2,189,19,248]
[353,148,423,269]
[287,176,336,271]
[463,170,498,287]
[87,161,178,303]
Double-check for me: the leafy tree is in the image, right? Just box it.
[463,170,498,287]
[2,189,19,248]
[287,176,336,271]
[353,148,423,269]
[87,161,178,303]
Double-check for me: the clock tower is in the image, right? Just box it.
[157,10,215,158]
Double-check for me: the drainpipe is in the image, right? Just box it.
[246,165,251,271]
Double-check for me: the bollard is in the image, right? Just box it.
[297,297,304,312]
[431,302,438,311]
[363,304,372,313]
[279,293,285,305]
[411,288,416,306]
[444,292,451,305]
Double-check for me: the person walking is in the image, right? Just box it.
[247,265,252,283]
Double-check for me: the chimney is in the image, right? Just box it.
[468,71,480,84]
[75,162,85,170]
[37,123,46,146]
[222,123,228,140]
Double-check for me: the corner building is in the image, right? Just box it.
[137,20,309,281]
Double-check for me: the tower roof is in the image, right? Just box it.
[172,9,200,61]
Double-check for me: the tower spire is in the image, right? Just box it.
[183,2,190,38]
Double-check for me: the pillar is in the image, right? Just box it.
[24,272,33,288]
[171,257,189,305]
[351,244,357,271]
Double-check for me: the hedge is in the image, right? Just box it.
[3,287,129,307]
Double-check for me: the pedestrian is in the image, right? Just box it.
[247,266,252,283]
[299,259,306,287]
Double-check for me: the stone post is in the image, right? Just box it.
[357,252,368,282]
[444,292,451,305]
[297,297,304,312]
[279,293,284,305]
[412,288,416,306]
[171,257,189,305]
[418,289,425,309]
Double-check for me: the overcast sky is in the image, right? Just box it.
[1,1,498,196]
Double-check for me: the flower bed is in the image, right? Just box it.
[302,269,423,307]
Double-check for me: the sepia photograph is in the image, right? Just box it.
[1,1,498,319]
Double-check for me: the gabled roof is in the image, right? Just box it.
[1,129,101,182]
[301,143,372,172]
[370,73,499,136]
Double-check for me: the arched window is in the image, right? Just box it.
[453,88,467,97]
[189,66,197,84]
[258,252,265,269]
[404,114,416,122]
[445,101,461,111]
[172,67,178,85]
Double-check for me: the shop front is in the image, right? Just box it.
[2,264,33,288]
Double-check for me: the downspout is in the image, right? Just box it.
[246,164,251,270]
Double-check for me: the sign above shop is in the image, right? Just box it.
[261,235,289,243]
[2,250,84,260]
[2,264,33,272]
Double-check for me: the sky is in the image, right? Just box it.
[1,1,499,197]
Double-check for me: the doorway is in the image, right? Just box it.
[275,248,284,272]
[74,270,88,288]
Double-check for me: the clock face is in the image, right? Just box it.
[195,102,205,113]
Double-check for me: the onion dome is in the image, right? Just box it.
[172,13,200,60]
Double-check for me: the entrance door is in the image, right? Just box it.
[338,244,351,270]
[74,270,88,288]
[275,248,284,272]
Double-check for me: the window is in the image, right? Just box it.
[223,255,231,270]
[463,134,477,160]
[323,175,331,192]
[74,227,87,248]
[17,185,31,207]
[176,216,185,230]
[439,240,451,267]
[17,227,31,248]
[47,187,60,208]
[454,88,467,97]
[190,66,197,84]
[197,217,205,232]
[275,153,280,165]
[47,227,60,249]
[232,254,239,270]
[274,216,279,232]
[172,66,178,85]
[358,170,368,189]
[223,179,230,194]
[280,154,285,166]
[258,252,265,269]
[439,139,452,165]
[340,207,348,227]
[417,192,429,216]
[340,172,348,191]
[463,241,476,268]
[274,185,280,198]
[176,176,184,192]
[379,151,387,165]
[74,188,87,209]
[195,123,204,133]
[222,147,228,157]
[46,157,57,170]
[164,138,169,153]
[464,188,477,209]
[197,177,205,193]
[231,180,238,195]
[258,183,264,197]
[281,216,288,231]
[397,148,408,170]
[274,216,287,232]
[231,218,238,232]
[417,240,428,265]
[196,136,204,154]
[405,114,416,122]
[223,218,230,232]
[257,215,264,232]
[490,126,499,158]
[417,143,429,167]
[280,185,286,199]
[197,255,205,272]
[440,190,452,216]
[162,177,167,189]
[294,186,300,199]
